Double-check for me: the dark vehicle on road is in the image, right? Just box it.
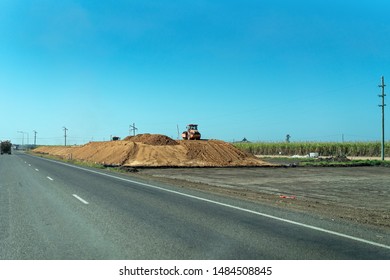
[1,140,12,154]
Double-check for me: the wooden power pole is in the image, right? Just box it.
[129,123,138,136]
[63,127,68,146]
[378,76,386,160]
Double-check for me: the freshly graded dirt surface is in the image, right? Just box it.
[136,166,390,231]
[33,134,271,167]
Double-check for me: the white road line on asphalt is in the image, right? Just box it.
[72,194,89,205]
[47,176,54,181]
[33,156,390,250]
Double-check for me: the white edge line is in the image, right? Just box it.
[36,156,390,250]
[72,194,89,205]
[46,176,54,181]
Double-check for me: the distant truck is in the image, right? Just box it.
[0,141,12,155]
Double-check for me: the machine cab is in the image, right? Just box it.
[187,124,198,130]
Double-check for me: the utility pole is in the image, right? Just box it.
[33,130,37,146]
[378,76,386,160]
[63,127,68,146]
[17,131,25,146]
[129,123,138,136]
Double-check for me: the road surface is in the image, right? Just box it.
[0,152,389,259]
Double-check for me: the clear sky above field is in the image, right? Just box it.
[1,0,389,145]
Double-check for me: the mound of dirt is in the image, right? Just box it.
[33,134,272,167]
[123,134,178,146]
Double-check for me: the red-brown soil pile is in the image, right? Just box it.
[33,134,271,167]
[123,134,178,146]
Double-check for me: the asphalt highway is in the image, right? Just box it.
[0,152,389,259]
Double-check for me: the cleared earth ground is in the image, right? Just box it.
[134,165,390,232]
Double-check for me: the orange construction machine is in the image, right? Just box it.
[182,124,201,140]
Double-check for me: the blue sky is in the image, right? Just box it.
[1,0,389,145]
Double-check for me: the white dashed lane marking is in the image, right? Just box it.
[72,194,89,205]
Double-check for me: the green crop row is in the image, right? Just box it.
[233,141,390,157]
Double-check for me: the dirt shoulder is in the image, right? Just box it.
[133,166,390,231]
